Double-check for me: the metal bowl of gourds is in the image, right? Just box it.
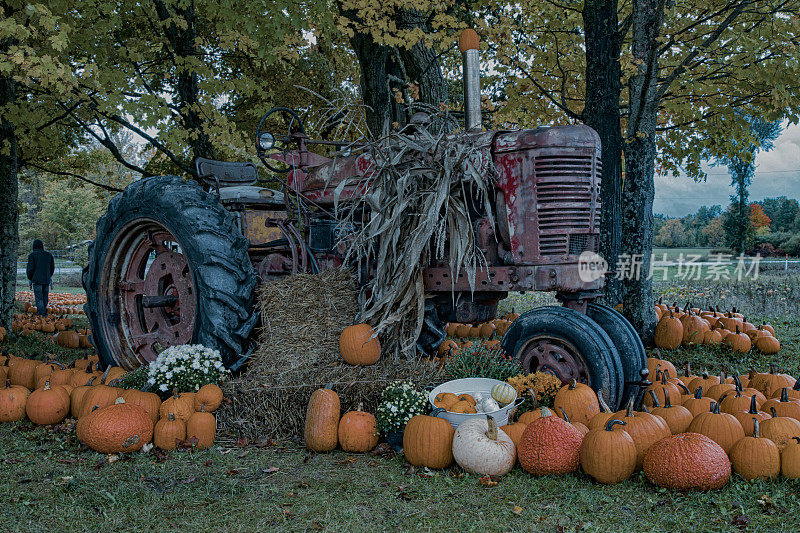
[428,378,523,429]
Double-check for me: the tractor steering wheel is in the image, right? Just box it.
[256,107,306,173]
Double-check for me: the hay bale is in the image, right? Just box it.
[217,268,440,441]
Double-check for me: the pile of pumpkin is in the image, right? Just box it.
[654,303,780,354]
[433,310,521,363]
[15,291,87,316]
[0,353,222,453]
[9,311,93,349]
[350,354,799,491]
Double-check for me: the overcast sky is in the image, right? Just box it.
[654,122,800,217]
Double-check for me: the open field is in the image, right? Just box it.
[3,277,800,531]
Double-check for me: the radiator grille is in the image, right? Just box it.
[536,155,599,257]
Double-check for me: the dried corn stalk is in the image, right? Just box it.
[330,111,496,357]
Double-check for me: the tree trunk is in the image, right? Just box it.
[582,0,623,305]
[622,0,665,343]
[0,34,18,331]
[350,33,405,138]
[348,8,448,139]
[396,10,449,112]
[152,0,214,164]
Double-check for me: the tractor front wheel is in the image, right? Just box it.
[500,306,624,409]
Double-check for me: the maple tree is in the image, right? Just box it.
[749,203,771,230]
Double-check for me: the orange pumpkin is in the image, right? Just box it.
[339,324,381,365]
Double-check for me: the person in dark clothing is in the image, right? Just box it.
[26,240,55,316]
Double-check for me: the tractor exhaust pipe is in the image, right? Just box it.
[459,29,482,131]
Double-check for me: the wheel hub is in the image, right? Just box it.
[102,223,197,366]
[518,335,589,385]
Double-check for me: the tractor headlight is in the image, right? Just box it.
[257,132,275,151]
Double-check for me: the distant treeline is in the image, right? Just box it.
[654,196,800,256]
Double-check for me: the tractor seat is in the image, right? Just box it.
[196,157,259,188]
[196,157,284,206]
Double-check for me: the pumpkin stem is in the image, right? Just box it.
[648,390,661,408]
[694,386,703,399]
[90,405,100,413]
[485,415,498,441]
[558,407,571,423]
[676,382,690,395]
[770,407,778,418]
[660,371,669,385]
[663,390,673,408]
[625,398,634,417]
[84,377,95,386]
[44,379,51,390]
[769,363,776,375]
[733,375,743,392]
[44,360,66,369]
[747,395,758,415]
[641,404,651,413]
[539,406,552,418]
[605,419,626,431]
[781,387,789,403]
[115,397,125,404]
[200,405,206,413]
[100,366,111,384]
[752,418,761,438]
[793,380,800,392]
[527,389,538,409]
[793,437,800,445]
[324,382,334,390]
[710,401,720,414]
[568,379,577,390]
[684,361,692,377]
[168,412,176,421]
[701,370,709,379]
[598,395,611,413]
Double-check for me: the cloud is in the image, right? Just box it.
[654,122,800,217]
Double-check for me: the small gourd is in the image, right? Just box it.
[491,383,516,405]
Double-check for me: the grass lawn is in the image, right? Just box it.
[3,279,800,531]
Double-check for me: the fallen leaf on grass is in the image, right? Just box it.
[262,466,280,475]
[177,436,199,451]
[368,461,379,467]
[335,456,358,465]
[107,454,119,464]
[238,450,251,458]
[511,506,523,516]
[226,469,240,476]
[478,475,499,487]
[254,438,277,448]
[236,437,249,448]
[369,443,395,456]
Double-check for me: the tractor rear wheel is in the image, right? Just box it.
[586,303,647,408]
[500,306,624,409]
[83,176,258,370]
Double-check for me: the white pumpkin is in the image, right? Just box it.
[491,383,516,405]
[452,415,515,476]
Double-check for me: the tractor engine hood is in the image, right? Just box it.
[492,124,601,154]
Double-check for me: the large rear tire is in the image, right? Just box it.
[586,303,647,408]
[500,306,624,408]
[83,176,257,370]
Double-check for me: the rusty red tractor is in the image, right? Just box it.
[83,30,646,409]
